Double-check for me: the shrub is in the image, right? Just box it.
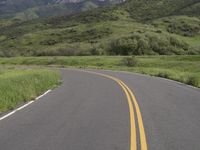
[107,36,138,55]
[89,47,100,55]
[40,39,61,45]
[167,18,200,37]
[106,31,195,55]
[121,56,138,67]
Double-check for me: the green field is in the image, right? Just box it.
[0,68,60,112]
[0,55,199,88]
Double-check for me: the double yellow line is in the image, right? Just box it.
[80,70,148,150]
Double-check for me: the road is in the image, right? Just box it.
[0,69,200,150]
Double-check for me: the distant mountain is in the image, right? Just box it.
[1,0,199,20]
[0,0,124,20]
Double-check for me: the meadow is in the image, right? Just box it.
[0,67,60,112]
[0,55,199,88]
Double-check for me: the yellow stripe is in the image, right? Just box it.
[84,71,137,150]
[74,69,148,150]
[117,80,137,150]
[120,81,148,150]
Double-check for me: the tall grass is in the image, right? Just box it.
[0,55,199,88]
[0,69,60,112]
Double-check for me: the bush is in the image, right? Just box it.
[167,21,200,37]
[106,31,195,55]
[89,47,100,55]
[121,56,138,67]
[40,39,61,45]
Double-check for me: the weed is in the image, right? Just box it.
[186,75,199,87]
[121,56,138,67]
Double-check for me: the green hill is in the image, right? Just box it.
[123,0,200,20]
[0,0,200,56]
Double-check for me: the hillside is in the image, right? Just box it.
[0,0,123,20]
[123,0,200,20]
[0,0,200,56]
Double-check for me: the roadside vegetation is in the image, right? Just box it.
[0,68,60,112]
[0,55,199,88]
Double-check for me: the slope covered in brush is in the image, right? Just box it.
[0,0,200,56]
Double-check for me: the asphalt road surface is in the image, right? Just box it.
[0,69,200,150]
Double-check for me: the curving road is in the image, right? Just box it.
[0,69,200,150]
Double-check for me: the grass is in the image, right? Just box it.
[0,55,199,88]
[0,68,60,112]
